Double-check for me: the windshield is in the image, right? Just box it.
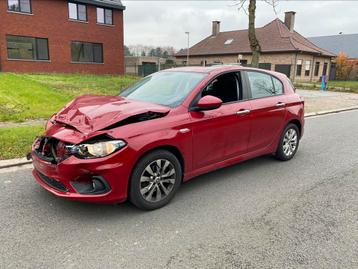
[120,71,206,107]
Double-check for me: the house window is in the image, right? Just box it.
[71,41,103,63]
[296,59,302,76]
[314,61,320,76]
[68,2,87,21]
[6,35,49,61]
[305,60,311,76]
[224,39,234,45]
[7,0,31,14]
[322,62,328,76]
[97,8,113,25]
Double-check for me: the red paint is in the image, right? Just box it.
[31,66,304,203]
[0,0,124,74]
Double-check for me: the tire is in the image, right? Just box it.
[129,150,182,210]
[275,123,300,161]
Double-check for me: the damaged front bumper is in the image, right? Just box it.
[31,137,135,204]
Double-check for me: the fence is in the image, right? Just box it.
[125,63,209,77]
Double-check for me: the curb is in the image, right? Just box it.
[304,106,358,118]
[0,158,32,170]
[1,106,358,169]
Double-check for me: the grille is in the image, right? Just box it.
[37,170,68,193]
[34,137,71,164]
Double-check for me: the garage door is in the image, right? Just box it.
[258,63,272,70]
[275,64,291,77]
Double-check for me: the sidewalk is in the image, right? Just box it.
[297,89,358,114]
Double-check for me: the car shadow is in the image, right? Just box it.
[34,155,278,219]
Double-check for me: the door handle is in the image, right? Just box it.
[236,109,251,116]
[276,102,286,107]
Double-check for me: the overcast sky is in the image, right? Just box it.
[122,0,358,50]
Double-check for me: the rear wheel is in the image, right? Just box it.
[275,124,300,161]
[129,150,182,210]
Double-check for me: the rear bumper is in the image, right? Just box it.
[31,148,135,204]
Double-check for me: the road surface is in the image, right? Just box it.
[0,111,357,269]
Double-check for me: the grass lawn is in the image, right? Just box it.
[0,73,139,122]
[0,125,44,160]
[327,80,358,89]
[295,80,358,93]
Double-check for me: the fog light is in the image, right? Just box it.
[71,175,110,195]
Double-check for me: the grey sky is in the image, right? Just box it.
[122,1,358,50]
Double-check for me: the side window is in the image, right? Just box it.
[202,72,240,103]
[247,71,275,99]
[272,77,284,94]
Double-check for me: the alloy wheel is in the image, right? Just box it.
[139,159,176,202]
[282,128,298,157]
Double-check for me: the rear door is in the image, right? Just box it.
[244,71,287,152]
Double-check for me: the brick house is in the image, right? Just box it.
[0,0,125,74]
[176,12,335,82]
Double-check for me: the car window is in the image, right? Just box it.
[120,72,206,108]
[247,71,275,99]
[201,72,240,103]
[272,77,284,94]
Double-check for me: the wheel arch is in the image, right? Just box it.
[287,119,302,137]
[129,144,185,184]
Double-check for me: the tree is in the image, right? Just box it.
[141,51,146,56]
[124,45,132,56]
[336,52,353,80]
[235,0,278,67]
[248,0,261,67]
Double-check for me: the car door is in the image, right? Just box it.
[190,72,252,170]
[244,71,287,152]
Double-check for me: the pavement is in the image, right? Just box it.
[0,110,357,269]
[297,89,358,114]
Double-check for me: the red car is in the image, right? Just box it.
[31,66,304,210]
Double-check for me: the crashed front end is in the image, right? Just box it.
[31,95,170,203]
[31,126,134,203]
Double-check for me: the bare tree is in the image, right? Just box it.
[235,0,278,67]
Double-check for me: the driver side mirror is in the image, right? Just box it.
[194,95,223,111]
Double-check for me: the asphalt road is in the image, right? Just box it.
[1,111,358,269]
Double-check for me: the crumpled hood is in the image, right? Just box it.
[54,95,170,133]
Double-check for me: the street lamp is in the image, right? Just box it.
[185,32,190,66]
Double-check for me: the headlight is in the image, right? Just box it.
[69,140,127,159]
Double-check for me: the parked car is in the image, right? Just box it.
[31,66,304,210]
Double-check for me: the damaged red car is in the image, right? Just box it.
[31,66,304,210]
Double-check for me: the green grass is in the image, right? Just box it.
[0,125,44,160]
[326,80,358,89]
[0,73,139,122]
[294,80,358,93]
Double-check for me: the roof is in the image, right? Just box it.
[73,0,125,10]
[176,19,335,57]
[308,34,358,58]
[161,65,288,79]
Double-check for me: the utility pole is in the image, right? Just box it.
[185,32,190,66]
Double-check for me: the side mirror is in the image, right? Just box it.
[195,95,223,111]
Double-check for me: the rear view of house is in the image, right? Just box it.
[0,0,125,74]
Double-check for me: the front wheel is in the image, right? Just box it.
[129,150,182,210]
[275,124,300,161]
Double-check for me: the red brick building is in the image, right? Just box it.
[0,0,125,74]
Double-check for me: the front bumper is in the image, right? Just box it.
[31,149,134,204]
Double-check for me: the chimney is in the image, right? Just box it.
[284,11,296,32]
[212,21,221,36]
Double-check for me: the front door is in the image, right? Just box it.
[190,72,251,170]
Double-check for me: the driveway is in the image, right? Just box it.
[297,89,358,114]
[0,111,357,269]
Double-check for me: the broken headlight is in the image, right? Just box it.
[68,140,127,159]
